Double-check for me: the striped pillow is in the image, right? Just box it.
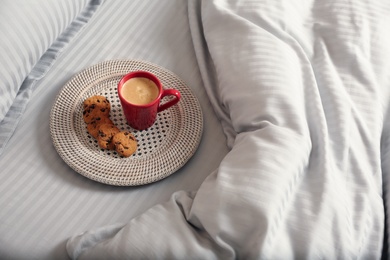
[0,0,90,123]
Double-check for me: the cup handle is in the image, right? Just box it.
[158,89,181,112]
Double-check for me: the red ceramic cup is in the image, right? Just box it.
[117,71,181,130]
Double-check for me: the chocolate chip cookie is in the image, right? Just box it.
[83,95,111,124]
[83,95,138,156]
[112,131,138,157]
[83,95,110,111]
[97,123,120,150]
[86,117,113,139]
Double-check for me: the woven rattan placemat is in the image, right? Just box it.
[50,60,203,186]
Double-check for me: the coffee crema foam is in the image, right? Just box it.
[121,77,159,105]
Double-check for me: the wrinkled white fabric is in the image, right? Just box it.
[0,0,102,156]
[67,0,390,259]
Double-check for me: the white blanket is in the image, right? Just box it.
[67,0,390,258]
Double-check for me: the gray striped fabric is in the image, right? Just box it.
[0,0,229,259]
[0,0,91,142]
[0,0,102,156]
[67,0,390,259]
[2,0,389,259]
[0,0,90,113]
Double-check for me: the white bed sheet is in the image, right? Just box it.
[2,0,390,259]
[67,0,390,259]
[0,1,229,259]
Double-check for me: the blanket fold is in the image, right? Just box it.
[67,0,390,258]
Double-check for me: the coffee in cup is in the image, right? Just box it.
[118,71,181,130]
[120,77,159,105]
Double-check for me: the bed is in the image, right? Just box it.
[1,0,389,259]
